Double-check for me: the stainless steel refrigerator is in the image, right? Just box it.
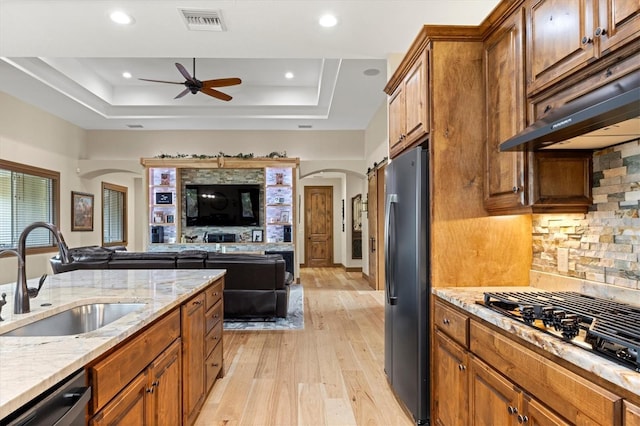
[384,146,430,425]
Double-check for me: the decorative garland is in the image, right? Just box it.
[155,151,288,159]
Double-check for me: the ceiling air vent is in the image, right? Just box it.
[179,9,226,31]
[126,124,144,129]
[298,124,313,129]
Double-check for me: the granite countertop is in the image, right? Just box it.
[432,286,640,398]
[0,269,225,419]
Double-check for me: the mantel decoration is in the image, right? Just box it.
[154,151,288,159]
[71,191,94,231]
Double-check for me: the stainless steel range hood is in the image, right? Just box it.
[500,72,640,151]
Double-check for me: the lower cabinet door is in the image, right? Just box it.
[90,371,149,426]
[149,339,182,426]
[469,355,518,426]
[522,395,570,426]
[433,330,469,426]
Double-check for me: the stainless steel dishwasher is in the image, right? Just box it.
[1,369,91,426]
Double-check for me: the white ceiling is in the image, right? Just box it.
[0,0,500,131]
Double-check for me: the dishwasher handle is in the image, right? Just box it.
[54,386,91,426]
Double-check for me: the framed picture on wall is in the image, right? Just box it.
[279,210,290,223]
[71,191,94,231]
[155,192,173,205]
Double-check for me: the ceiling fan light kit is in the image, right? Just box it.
[139,58,241,101]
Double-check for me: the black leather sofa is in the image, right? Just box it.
[50,247,293,319]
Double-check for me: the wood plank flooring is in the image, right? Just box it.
[195,268,415,426]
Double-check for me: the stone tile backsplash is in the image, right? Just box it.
[532,139,640,290]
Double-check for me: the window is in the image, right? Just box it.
[0,160,60,252]
[102,182,127,246]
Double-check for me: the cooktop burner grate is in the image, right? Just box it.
[482,291,640,371]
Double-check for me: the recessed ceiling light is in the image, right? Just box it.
[110,10,134,25]
[363,68,380,76]
[122,72,132,79]
[319,14,337,28]
[285,72,294,79]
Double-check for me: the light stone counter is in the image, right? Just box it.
[432,285,640,398]
[0,268,225,419]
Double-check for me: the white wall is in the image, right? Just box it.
[0,89,389,284]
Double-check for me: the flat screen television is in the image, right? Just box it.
[185,184,261,227]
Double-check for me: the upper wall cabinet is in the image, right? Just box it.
[484,7,529,213]
[525,0,640,95]
[386,48,430,158]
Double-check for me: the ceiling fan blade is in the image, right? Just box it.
[139,78,184,85]
[201,78,242,88]
[175,62,195,83]
[174,88,191,99]
[200,87,233,101]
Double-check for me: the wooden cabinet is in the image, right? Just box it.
[386,48,429,158]
[433,330,469,426]
[433,299,634,425]
[88,279,223,426]
[182,277,225,425]
[88,311,182,425]
[484,3,594,215]
[484,6,530,213]
[526,0,640,95]
[182,292,206,425]
[625,401,640,426]
[469,318,622,425]
[469,355,570,426]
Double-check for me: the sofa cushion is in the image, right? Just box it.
[109,251,177,269]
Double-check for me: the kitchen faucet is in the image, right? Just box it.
[8,222,73,314]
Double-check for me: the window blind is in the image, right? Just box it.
[0,167,56,249]
[103,186,125,244]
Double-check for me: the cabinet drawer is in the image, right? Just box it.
[470,320,622,425]
[434,300,469,348]
[205,341,223,392]
[206,299,223,334]
[205,278,224,312]
[89,309,180,413]
[205,319,223,358]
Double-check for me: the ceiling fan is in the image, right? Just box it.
[139,58,241,101]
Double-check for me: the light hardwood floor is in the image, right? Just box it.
[195,268,415,426]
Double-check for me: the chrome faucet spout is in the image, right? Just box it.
[14,222,72,314]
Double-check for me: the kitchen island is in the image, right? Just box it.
[0,268,225,420]
[432,279,639,425]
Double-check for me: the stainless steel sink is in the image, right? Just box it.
[1,303,147,337]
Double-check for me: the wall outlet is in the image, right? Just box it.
[557,247,569,273]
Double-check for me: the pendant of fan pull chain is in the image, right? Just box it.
[139,58,242,101]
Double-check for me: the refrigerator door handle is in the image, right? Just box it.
[385,193,398,305]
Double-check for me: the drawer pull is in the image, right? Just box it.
[442,318,450,325]
[508,406,518,415]
[517,414,529,424]
[192,300,202,306]
[457,364,466,371]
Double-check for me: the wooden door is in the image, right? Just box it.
[375,164,386,291]
[90,372,148,426]
[433,331,469,426]
[149,339,182,426]
[367,173,378,288]
[404,49,429,145]
[484,7,528,214]
[469,355,519,426]
[521,395,571,426]
[182,293,206,426]
[624,400,640,426]
[388,85,406,157]
[304,186,333,267]
[526,0,596,94]
[598,0,640,53]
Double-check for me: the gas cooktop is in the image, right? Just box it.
[481,291,640,372]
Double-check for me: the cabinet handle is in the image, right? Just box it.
[594,27,606,37]
[512,186,520,194]
[458,364,466,371]
[442,318,450,325]
[581,36,593,45]
[192,300,202,306]
[507,406,518,415]
[517,414,529,423]
[152,380,159,388]
[146,387,154,394]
